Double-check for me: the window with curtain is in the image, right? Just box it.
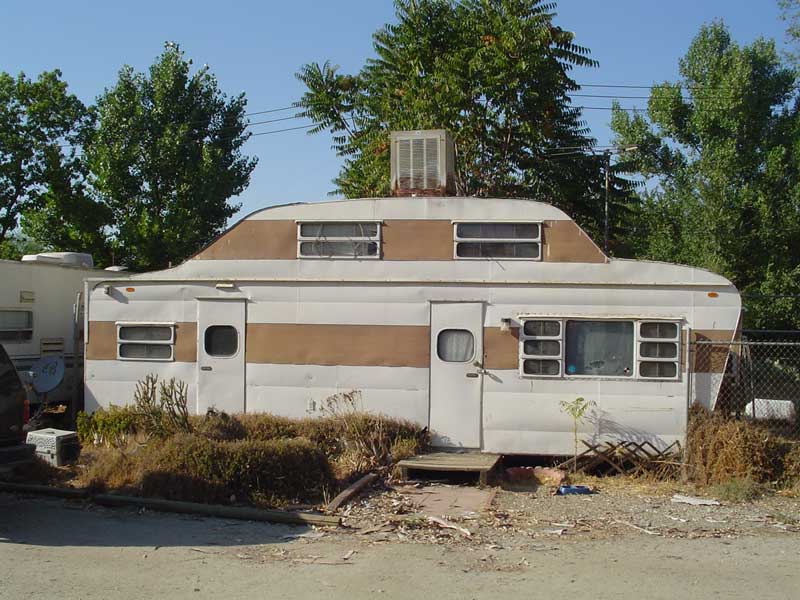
[454,222,541,260]
[437,329,475,362]
[298,221,381,259]
[519,318,681,380]
[117,324,175,361]
[565,321,633,377]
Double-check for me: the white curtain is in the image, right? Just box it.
[437,329,475,362]
[565,321,633,376]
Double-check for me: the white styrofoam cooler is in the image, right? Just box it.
[25,428,80,466]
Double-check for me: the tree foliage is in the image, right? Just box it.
[296,0,637,247]
[82,43,257,271]
[0,70,95,246]
[612,21,800,328]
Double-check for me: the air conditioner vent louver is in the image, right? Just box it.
[390,130,455,197]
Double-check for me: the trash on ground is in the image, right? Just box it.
[556,485,593,495]
[427,516,472,537]
[671,494,720,506]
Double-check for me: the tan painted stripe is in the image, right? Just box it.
[690,329,737,373]
[86,321,197,362]
[194,220,297,260]
[246,323,430,367]
[542,220,606,263]
[483,327,520,370]
[190,218,607,263]
[382,219,454,260]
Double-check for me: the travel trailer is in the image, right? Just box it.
[82,131,741,455]
[0,253,124,408]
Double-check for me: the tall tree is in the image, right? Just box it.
[0,70,96,248]
[611,22,800,328]
[296,0,636,247]
[84,43,257,270]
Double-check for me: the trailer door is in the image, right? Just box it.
[197,298,246,414]
[429,302,484,448]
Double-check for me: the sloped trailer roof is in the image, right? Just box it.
[84,197,741,455]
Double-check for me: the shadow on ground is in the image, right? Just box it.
[0,492,307,549]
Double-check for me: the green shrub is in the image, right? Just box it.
[190,411,246,441]
[133,374,192,438]
[710,477,765,503]
[140,434,333,505]
[781,444,800,486]
[75,406,139,447]
[237,413,300,441]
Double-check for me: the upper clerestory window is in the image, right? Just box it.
[297,221,381,259]
[453,222,541,260]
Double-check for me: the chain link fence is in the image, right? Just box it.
[692,333,800,439]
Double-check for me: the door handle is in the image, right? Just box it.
[465,372,480,378]
[201,366,212,371]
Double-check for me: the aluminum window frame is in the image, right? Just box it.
[452,220,543,261]
[296,220,382,260]
[0,308,34,343]
[518,319,563,378]
[636,321,681,381]
[116,322,175,362]
[518,317,682,381]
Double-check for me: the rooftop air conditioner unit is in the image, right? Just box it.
[389,129,456,197]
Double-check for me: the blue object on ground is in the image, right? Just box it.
[556,485,593,495]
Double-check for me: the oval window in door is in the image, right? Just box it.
[436,329,475,363]
[204,325,238,357]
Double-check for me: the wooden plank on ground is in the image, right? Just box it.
[326,473,378,512]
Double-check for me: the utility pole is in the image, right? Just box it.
[603,150,611,255]
[602,146,636,256]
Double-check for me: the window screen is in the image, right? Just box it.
[119,326,172,341]
[204,325,238,357]
[116,324,174,361]
[638,321,680,379]
[0,310,33,342]
[565,321,634,377]
[119,344,172,360]
[298,221,381,258]
[436,329,475,362]
[454,222,541,260]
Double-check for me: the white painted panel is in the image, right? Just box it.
[131,258,736,288]
[245,364,428,391]
[247,197,569,222]
[245,385,429,425]
[483,430,684,456]
[84,360,197,413]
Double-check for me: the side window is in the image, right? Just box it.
[520,320,562,377]
[437,329,475,363]
[298,222,381,259]
[565,321,634,377]
[638,322,680,379]
[519,318,681,380]
[0,310,33,343]
[204,325,238,357]
[454,222,541,260]
[117,324,175,361]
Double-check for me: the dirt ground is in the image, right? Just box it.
[2,480,799,600]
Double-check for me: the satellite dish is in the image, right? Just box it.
[30,356,65,394]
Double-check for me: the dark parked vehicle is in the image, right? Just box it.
[0,343,26,447]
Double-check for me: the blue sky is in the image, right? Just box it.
[0,0,789,221]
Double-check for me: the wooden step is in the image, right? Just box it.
[396,452,501,485]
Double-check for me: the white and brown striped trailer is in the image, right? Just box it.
[83,196,740,455]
